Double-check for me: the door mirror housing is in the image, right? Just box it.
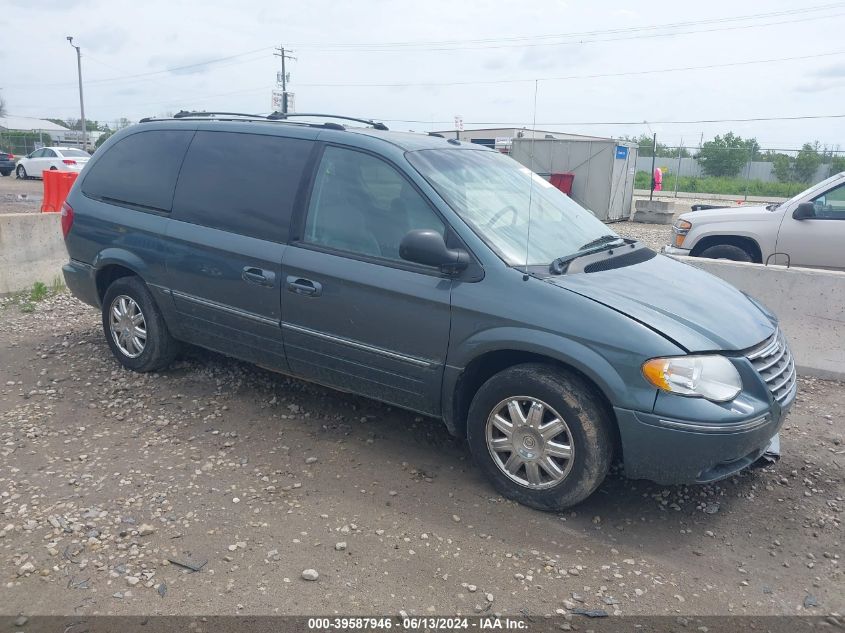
[400,229,469,273]
[793,202,816,220]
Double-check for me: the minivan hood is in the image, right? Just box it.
[547,254,774,352]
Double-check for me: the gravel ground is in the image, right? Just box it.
[611,221,669,251]
[0,177,42,215]
[0,292,842,618]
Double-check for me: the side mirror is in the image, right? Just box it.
[793,202,816,220]
[400,229,469,273]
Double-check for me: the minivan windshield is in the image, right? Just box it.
[407,149,621,266]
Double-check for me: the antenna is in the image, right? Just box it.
[522,79,540,280]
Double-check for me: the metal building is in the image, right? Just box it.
[509,136,639,223]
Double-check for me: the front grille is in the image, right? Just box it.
[746,329,796,403]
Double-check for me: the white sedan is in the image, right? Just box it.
[15,146,91,179]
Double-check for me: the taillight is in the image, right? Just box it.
[63,159,77,165]
[61,202,74,238]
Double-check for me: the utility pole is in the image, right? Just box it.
[273,45,297,114]
[67,37,86,151]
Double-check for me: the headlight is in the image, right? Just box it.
[671,219,692,247]
[642,355,742,402]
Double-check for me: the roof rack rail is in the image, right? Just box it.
[267,112,389,131]
[172,110,266,119]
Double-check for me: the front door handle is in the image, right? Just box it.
[242,266,275,287]
[286,276,322,297]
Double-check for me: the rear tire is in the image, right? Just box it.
[102,276,178,372]
[466,363,613,511]
[698,244,752,262]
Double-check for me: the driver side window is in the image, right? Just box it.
[304,146,446,262]
[811,182,845,219]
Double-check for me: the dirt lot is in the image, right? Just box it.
[0,176,41,215]
[0,292,842,618]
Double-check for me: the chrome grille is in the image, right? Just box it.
[746,329,796,403]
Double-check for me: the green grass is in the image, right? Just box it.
[30,281,48,302]
[3,278,65,313]
[635,171,807,198]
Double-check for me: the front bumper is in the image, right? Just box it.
[661,245,691,257]
[614,380,796,484]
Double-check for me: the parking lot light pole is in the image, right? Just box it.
[67,36,86,151]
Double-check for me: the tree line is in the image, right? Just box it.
[622,132,842,184]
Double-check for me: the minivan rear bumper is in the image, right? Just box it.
[614,389,794,484]
[63,259,100,308]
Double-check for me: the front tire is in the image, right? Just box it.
[698,244,752,262]
[102,276,178,372]
[16,165,27,179]
[466,364,613,511]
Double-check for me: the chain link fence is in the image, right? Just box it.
[633,144,845,200]
[0,131,55,156]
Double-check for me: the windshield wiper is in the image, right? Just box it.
[549,236,633,274]
[577,234,624,251]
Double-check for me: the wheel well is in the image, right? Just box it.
[451,350,621,456]
[691,235,762,263]
[96,265,137,302]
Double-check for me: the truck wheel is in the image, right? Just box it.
[102,276,178,372]
[699,244,752,262]
[466,364,613,511]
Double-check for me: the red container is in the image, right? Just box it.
[41,170,78,213]
[549,172,575,195]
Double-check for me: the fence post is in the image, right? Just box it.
[743,147,752,202]
[673,140,683,198]
[649,133,657,201]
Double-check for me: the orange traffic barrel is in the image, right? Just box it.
[41,171,78,213]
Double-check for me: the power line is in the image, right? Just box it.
[378,113,845,126]
[294,5,845,52]
[298,49,845,87]
[4,46,274,89]
[295,3,844,49]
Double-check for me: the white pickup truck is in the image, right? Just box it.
[663,172,845,270]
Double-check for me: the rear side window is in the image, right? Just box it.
[172,131,312,242]
[81,130,193,211]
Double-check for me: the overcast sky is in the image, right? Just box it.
[3,0,845,152]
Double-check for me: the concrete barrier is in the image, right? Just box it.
[676,256,845,380]
[0,213,66,295]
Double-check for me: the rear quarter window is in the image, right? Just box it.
[171,131,312,242]
[81,130,194,211]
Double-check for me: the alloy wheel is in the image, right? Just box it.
[485,397,575,490]
[109,295,147,358]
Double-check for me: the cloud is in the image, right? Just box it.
[813,63,845,78]
[80,26,129,54]
[146,54,216,76]
[483,57,508,71]
[794,78,845,94]
[11,0,90,9]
